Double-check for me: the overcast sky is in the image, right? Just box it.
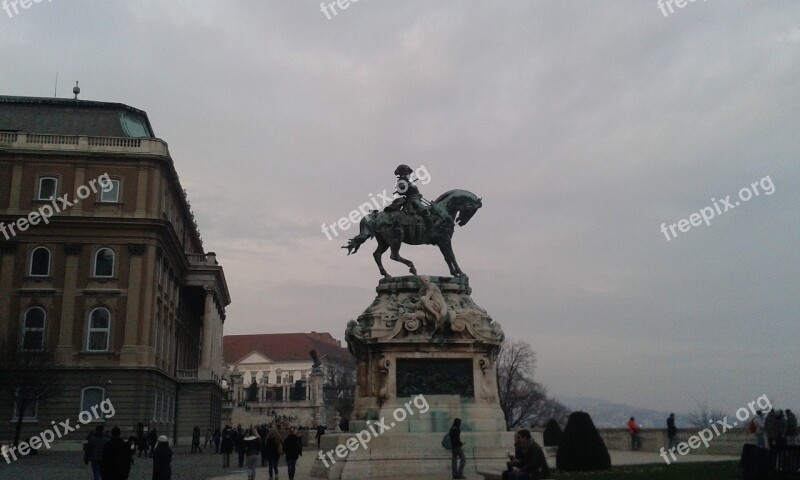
[2,0,798,415]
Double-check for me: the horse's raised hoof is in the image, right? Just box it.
[409,266,417,275]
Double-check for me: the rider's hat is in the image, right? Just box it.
[394,164,414,177]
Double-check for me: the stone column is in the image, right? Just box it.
[135,165,148,218]
[7,164,22,214]
[121,244,146,365]
[55,244,82,363]
[310,368,326,427]
[0,243,18,339]
[198,287,215,380]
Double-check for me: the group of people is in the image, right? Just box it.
[219,424,303,480]
[446,418,549,480]
[751,408,798,449]
[83,425,172,480]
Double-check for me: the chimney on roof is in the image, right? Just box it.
[73,81,80,100]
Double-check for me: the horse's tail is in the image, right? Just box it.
[342,215,375,255]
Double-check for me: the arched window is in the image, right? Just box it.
[80,387,106,419]
[93,248,115,277]
[86,308,111,352]
[22,307,45,351]
[29,247,51,277]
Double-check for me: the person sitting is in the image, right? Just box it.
[502,429,549,480]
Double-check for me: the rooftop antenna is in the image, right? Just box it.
[73,81,80,100]
[54,72,58,97]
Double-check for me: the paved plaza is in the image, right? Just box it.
[0,444,738,480]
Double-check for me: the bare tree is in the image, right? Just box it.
[323,352,357,422]
[0,337,62,446]
[688,403,727,429]
[496,340,569,429]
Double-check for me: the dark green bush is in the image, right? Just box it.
[556,411,611,472]
[543,418,563,447]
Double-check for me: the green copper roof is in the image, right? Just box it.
[0,96,155,138]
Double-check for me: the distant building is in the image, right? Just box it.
[222,332,353,428]
[0,96,230,445]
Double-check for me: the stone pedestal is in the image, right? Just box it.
[311,275,512,478]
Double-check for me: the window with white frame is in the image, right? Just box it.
[93,248,115,277]
[38,177,57,201]
[11,388,37,421]
[29,247,51,277]
[86,308,111,352]
[99,179,120,203]
[80,387,105,419]
[22,307,45,351]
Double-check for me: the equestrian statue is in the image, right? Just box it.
[342,165,482,278]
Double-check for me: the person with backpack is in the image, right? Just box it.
[449,418,466,479]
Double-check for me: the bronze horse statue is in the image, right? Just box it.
[342,189,482,278]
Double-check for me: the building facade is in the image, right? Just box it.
[0,96,230,446]
[222,332,353,428]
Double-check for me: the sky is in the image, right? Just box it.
[1,0,798,415]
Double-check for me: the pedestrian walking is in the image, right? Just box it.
[666,413,678,450]
[244,427,263,480]
[284,426,303,480]
[213,427,222,453]
[102,427,132,480]
[152,435,173,480]
[147,428,158,458]
[449,418,466,479]
[191,426,202,453]
[84,425,109,480]
[786,409,798,445]
[204,427,212,450]
[264,427,284,479]
[221,426,234,469]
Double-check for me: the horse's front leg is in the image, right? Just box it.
[373,239,391,278]
[440,238,465,277]
[389,239,416,275]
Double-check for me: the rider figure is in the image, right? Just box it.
[393,164,428,218]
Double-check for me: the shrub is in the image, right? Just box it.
[543,418,563,447]
[556,411,611,472]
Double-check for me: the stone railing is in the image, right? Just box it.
[0,132,169,156]
[176,369,198,379]
[187,252,218,266]
[593,428,750,456]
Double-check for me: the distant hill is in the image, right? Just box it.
[561,397,692,429]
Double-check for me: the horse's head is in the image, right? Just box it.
[433,190,482,227]
[455,196,482,226]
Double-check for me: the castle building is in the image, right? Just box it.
[0,95,230,445]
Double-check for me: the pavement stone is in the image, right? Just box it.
[0,446,740,480]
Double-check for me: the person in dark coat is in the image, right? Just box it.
[147,428,158,458]
[235,425,246,467]
[243,427,262,480]
[283,426,303,480]
[84,425,109,480]
[191,426,202,453]
[449,418,465,479]
[152,435,172,480]
[220,426,234,469]
[502,429,549,480]
[102,427,132,480]
[213,427,222,453]
[265,427,284,479]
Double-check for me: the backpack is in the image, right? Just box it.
[748,420,757,434]
[441,432,452,450]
